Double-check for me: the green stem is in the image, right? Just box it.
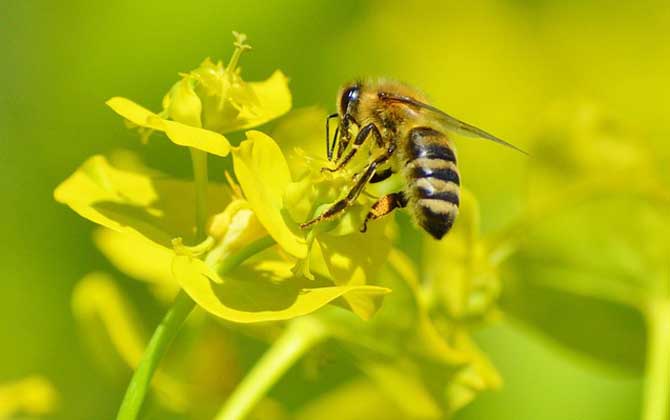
[116,290,195,420]
[116,236,276,420]
[214,317,328,420]
[208,235,276,275]
[642,299,670,420]
[190,148,209,241]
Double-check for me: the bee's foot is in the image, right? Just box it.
[300,220,315,229]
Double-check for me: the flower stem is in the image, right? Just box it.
[209,235,276,275]
[116,290,195,420]
[642,299,670,420]
[214,317,328,420]
[190,148,209,241]
[116,236,276,420]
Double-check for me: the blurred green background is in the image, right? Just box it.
[2,0,669,418]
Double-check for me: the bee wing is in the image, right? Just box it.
[379,93,528,155]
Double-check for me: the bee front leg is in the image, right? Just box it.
[323,123,383,173]
[325,113,339,161]
[302,161,380,229]
[334,114,357,162]
[303,145,395,230]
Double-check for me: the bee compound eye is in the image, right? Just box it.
[340,86,360,114]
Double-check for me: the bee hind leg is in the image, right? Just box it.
[360,192,407,233]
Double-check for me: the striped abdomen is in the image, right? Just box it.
[404,126,460,239]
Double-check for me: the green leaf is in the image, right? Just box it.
[173,255,390,323]
[502,192,670,372]
[502,257,647,372]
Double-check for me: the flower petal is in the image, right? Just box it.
[54,154,231,247]
[233,131,307,258]
[173,255,390,323]
[317,219,394,320]
[361,360,443,419]
[106,97,231,156]
[242,70,292,126]
[422,189,495,319]
[72,272,189,411]
[93,228,179,301]
[0,376,58,417]
[162,119,231,156]
[215,70,292,133]
[106,97,165,131]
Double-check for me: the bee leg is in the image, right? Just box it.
[324,123,382,173]
[369,167,393,183]
[325,113,339,161]
[301,162,379,229]
[334,114,358,161]
[303,146,395,229]
[360,192,407,233]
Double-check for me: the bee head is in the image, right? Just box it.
[338,82,361,116]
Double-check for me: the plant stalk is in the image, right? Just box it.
[115,233,274,419]
[642,298,670,420]
[116,290,195,420]
[190,147,209,241]
[215,317,328,420]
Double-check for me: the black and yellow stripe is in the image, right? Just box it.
[405,127,460,239]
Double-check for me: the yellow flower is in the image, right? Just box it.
[173,130,393,322]
[422,189,503,321]
[55,131,391,322]
[299,243,500,419]
[0,376,58,418]
[106,32,291,156]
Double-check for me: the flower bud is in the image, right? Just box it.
[167,78,203,127]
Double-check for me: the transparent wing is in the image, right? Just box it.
[379,92,528,155]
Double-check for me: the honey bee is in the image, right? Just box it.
[300,79,526,239]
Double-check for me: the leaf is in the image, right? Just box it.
[501,259,647,372]
[172,255,390,323]
[501,195,668,372]
[54,154,231,247]
[233,131,307,258]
